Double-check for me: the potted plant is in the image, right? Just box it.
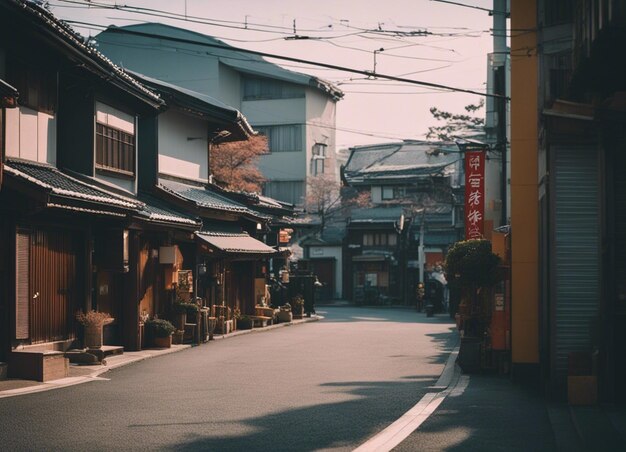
[278,303,293,323]
[445,239,500,373]
[172,301,199,329]
[291,295,305,319]
[145,319,176,348]
[76,310,114,349]
[237,315,254,330]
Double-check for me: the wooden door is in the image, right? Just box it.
[17,228,84,344]
[310,258,335,300]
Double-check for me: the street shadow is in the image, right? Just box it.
[317,307,455,325]
[425,330,459,365]
[171,378,438,452]
[392,375,560,452]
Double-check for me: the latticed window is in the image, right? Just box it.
[95,123,135,176]
[95,102,136,177]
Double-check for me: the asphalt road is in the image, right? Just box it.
[0,306,457,452]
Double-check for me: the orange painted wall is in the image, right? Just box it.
[510,0,539,364]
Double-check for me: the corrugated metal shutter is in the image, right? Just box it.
[15,230,30,340]
[553,145,600,378]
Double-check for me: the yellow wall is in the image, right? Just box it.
[510,0,539,364]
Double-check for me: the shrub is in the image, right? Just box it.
[145,319,176,338]
[173,301,199,315]
[76,310,113,327]
[445,239,500,289]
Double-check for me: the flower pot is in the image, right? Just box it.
[84,324,103,349]
[292,307,304,319]
[277,311,293,323]
[172,330,184,345]
[154,335,172,348]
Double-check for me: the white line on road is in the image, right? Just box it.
[353,343,463,452]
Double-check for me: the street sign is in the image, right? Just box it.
[464,149,485,239]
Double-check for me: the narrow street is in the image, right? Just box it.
[0,307,456,451]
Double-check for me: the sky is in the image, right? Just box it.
[49,0,495,149]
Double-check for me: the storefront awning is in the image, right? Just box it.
[195,231,276,255]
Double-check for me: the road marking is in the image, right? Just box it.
[353,343,463,452]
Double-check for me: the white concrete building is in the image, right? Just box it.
[95,23,343,206]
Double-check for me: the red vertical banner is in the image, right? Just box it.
[464,150,485,240]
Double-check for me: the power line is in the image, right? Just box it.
[102,26,506,99]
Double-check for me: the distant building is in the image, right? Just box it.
[342,140,464,304]
[95,23,343,206]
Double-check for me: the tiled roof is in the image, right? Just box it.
[195,231,276,254]
[129,71,254,140]
[159,178,256,216]
[5,159,141,209]
[6,1,162,107]
[137,194,200,226]
[350,206,405,224]
[344,140,459,184]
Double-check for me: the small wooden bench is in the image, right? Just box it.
[249,315,272,328]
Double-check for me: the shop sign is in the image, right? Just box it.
[464,150,485,239]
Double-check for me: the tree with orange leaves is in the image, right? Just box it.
[210,134,268,192]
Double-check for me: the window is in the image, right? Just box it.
[381,186,406,200]
[243,76,304,100]
[363,233,398,246]
[311,143,327,176]
[255,124,302,152]
[263,180,305,205]
[95,102,136,177]
[7,58,56,114]
[382,186,394,200]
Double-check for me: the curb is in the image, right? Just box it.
[354,340,462,452]
[0,315,321,399]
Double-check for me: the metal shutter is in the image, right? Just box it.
[15,229,30,340]
[553,145,600,378]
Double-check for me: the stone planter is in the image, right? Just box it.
[84,324,104,349]
[154,335,173,349]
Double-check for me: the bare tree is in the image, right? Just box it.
[306,175,370,232]
[210,135,268,192]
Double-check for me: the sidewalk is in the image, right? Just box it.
[0,315,320,399]
[393,371,626,451]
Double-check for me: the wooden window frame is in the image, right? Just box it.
[95,122,136,178]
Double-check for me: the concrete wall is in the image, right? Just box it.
[218,63,242,110]
[510,0,539,367]
[96,27,221,101]
[5,107,56,164]
[305,88,338,183]
[158,110,208,182]
[244,97,307,182]
[308,245,343,298]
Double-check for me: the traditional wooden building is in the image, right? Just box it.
[341,141,464,304]
[0,1,211,375]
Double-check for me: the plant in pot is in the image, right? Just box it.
[172,301,199,329]
[237,314,254,330]
[291,295,304,319]
[76,310,114,350]
[278,303,293,323]
[445,239,500,373]
[145,318,176,348]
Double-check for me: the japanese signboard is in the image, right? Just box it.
[464,150,485,240]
